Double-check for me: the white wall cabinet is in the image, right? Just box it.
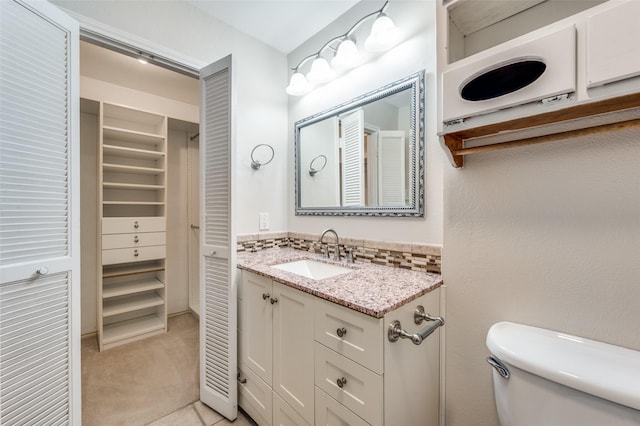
[238,270,315,426]
[97,103,168,351]
[239,270,442,425]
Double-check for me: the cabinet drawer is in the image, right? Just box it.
[102,245,165,265]
[315,388,370,426]
[102,217,165,234]
[314,343,383,426]
[314,298,383,374]
[238,365,272,426]
[102,232,165,249]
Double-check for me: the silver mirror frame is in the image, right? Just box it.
[294,70,425,217]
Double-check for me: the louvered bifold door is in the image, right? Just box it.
[199,55,237,421]
[340,110,365,206]
[0,1,80,424]
[378,130,406,206]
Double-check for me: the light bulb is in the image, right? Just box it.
[286,72,312,96]
[306,56,335,84]
[365,13,400,52]
[331,39,361,70]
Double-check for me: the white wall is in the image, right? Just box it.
[443,128,640,425]
[287,0,443,245]
[53,0,289,235]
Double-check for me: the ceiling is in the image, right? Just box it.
[185,0,362,53]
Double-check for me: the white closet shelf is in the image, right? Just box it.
[103,182,166,190]
[103,263,164,279]
[103,163,165,175]
[103,126,165,145]
[102,201,165,206]
[103,277,165,299]
[102,314,165,345]
[103,292,164,317]
[103,144,165,160]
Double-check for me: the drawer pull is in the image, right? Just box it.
[270,297,278,305]
[134,236,139,243]
[134,221,139,229]
[36,267,49,277]
[336,327,347,338]
[337,377,347,388]
[237,373,247,384]
[134,249,139,257]
[262,293,270,300]
[209,250,217,256]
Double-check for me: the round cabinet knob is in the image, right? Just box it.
[134,221,139,229]
[36,267,49,277]
[262,293,270,300]
[337,377,347,388]
[134,249,139,257]
[134,236,139,243]
[336,327,347,338]
[270,297,278,305]
[209,250,217,256]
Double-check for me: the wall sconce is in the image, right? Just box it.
[250,144,275,169]
[286,0,400,96]
[309,155,327,176]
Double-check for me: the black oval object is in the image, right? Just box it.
[460,59,547,102]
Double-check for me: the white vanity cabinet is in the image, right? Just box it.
[238,270,315,426]
[238,268,442,426]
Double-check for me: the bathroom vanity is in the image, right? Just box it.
[236,248,443,426]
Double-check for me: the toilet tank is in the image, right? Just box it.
[486,322,640,426]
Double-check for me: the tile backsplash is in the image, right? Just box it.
[237,232,441,274]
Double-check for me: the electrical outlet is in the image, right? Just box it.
[259,212,270,231]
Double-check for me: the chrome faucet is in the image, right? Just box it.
[319,228,340,261]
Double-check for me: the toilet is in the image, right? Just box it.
[486,322,640,426]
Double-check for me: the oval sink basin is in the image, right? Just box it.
[272,259,352,280]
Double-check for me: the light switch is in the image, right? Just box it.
[259,212,270,231]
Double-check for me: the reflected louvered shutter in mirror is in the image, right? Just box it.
[378,130,406,206]
[199,55,237,420]
[340,110,365,206]
[0,1,80,424]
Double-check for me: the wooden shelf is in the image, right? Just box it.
[103,277,165,299]
[103,182,165,190]
[103,126,164,145]
[103,163,164,175]
[441,93,640,168]
[103,263,164,279]
[103,292,164,317]
[103,144,164,160]
[102,314,165,345]
[103,201,165,206]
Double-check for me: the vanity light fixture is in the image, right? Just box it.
[286,0,400,96]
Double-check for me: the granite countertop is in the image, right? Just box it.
[237,248,442,318]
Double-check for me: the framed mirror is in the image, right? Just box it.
[295,71,425,217]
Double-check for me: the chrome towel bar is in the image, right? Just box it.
[388,305,444,345]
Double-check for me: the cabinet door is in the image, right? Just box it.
[240,272,273,385]
[0,1,80,423]
[272,282,315,424]
[273,392,311,426]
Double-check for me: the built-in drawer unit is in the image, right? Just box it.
[102,245,166,265]
[314,343,383,426]
[102,232,165,249]
[315,388,370,426]
[102,217,165,234]
[314,298,384,374]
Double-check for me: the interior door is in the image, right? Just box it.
[0,0,80,423]
[188,134,200,316]
[199,55,237,420]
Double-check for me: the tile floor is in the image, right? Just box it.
[148,401,256,426]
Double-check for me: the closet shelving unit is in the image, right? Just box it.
[98,103,169,351]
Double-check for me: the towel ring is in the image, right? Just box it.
[251,144,275,170]
[309,155,327,176]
